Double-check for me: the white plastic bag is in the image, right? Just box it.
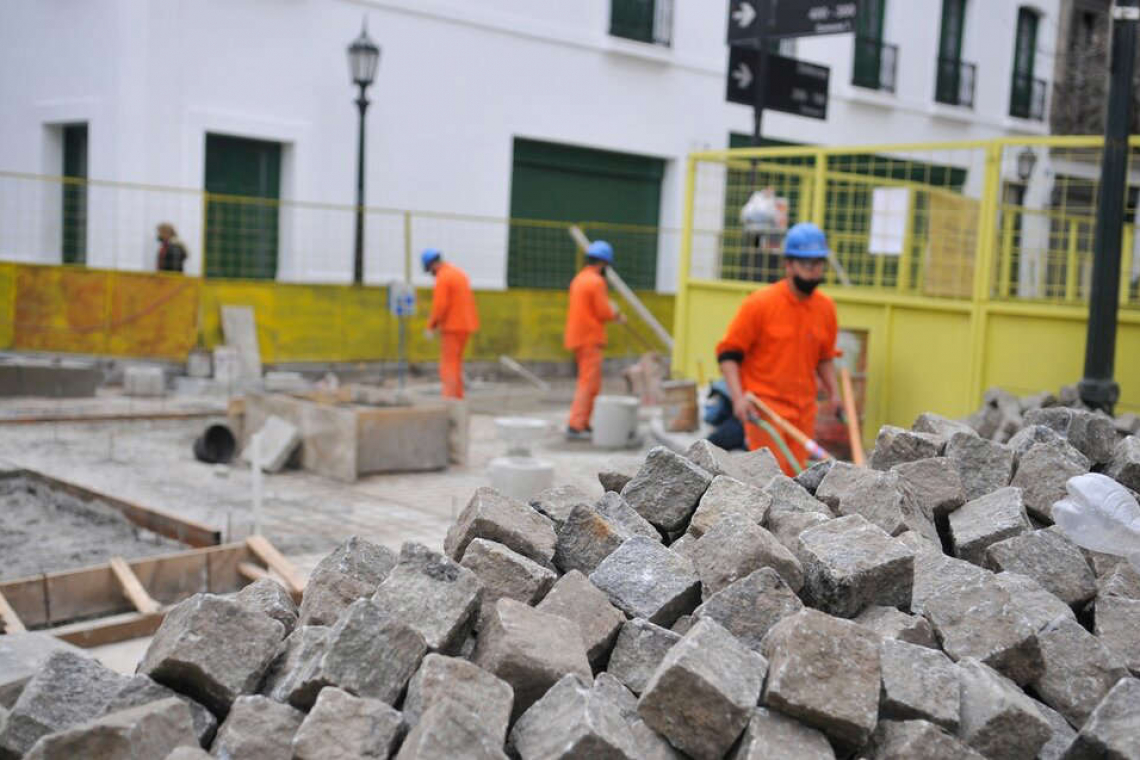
[1053,473,1140,572]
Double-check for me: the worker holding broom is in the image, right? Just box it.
[716,222,841,475]
[565,240,626,440]
[423,248,479,399]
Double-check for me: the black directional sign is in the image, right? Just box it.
[728,0,858,43]
[726,48,830,120]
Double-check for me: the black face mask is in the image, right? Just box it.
[793,275,822,295]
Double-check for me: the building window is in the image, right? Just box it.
[1010,8,1045,120]
[204,134,282,280]
[852,0,897,93]
[610,0,673,46]
[61,124,88,266]
[935,0,976,107]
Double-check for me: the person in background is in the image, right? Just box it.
[155,223,188,273]
[564,240,625,440]
[423,248,479,399]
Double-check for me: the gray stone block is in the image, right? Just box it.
[460,538,557,631]
[403,654,513,745]
[0,651,127,759]
[993,572,1076,632]
[690,515,804,597]
[728,447,784,487]
[1024,407,1117,465]
[1115,413,1140,436]
[1020,391,1059,413]
[395,699,508,760]
[909,549,991,616]
[372,541,481,655]
[1060,677,1140,760]
[685,439,748,481]
[985,529,1097,607]
[555,504,631,576]
[688,475,772,539]
[769,510,831,557]
[670,615,693,635]
[1008,424,1066,462]
[530,484,592,529]
[868,720,985,760]
[797,515,915,618]
[590,675,682,760]
[247,415,301,472]
[1099,563,1140,600]
[765,474,833,517]
[606,619,681,696]
[537,570,626,669]
[761,609,881,747]
[872,425,943,470]
[589,536,701,627]
[854,606,938,649]
[123,365,166,397]
[165,747,212,760]
[0,634,84,709]
[1011,440,1090,522]
[1095,596,1140,675]
[208,695,304,760]
[956,658,1052,760]
[923,574,1043,685]
[595,491,659,541]
[794,460,835,496]
[912,412,976,444]
[1034,616,1129,728]
[731,706,836,760]
[289,598,426,709]
[510,674,638,760]
[945,432,1015,501]
[473,599,593,719]
[297,536,397,627]
[292,687,404,760]
[667,531,697,560]
[138,594,283,716]
[693,567,803,652]
[444,486,557,567]
[1035,701,1078,760]
[878,639,959,731]
[1105,435,1140,492]
[235,578,298,636]
[24,698,196,760]
[620,446,713,532]
[638,619,765,760]
[891,457,966,519]
[949,487,1032,566]
[104,674,216,749]
[598,467,636,494]
[259,625,330,705]
[818,464,937,542]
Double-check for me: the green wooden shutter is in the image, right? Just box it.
[61,124,88,265]
[507,138,664,290]
[1009,9,1039,118]
[936,0,967,104]
[853,0,886,89]
[610,0,655,43]
[204,134,281,280]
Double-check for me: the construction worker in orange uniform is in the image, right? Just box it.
[423,249,479,399]
[716,222,841,475]
[565,240,626,440]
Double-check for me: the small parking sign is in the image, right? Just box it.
[388,281,416,317]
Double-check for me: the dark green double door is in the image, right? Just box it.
[204,134,281,279]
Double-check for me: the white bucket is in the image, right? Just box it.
[592,395,640,448]
[488,456,555,501]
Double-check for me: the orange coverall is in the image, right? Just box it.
[565,267,616,431]
[427,262,479,399]
[715,280,838,475]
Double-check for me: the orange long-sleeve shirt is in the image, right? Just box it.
[715,280,838,416]
[564,267,616,350]
[428,262,479,333]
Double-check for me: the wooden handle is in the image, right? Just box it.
[839,367,866,466]
[745,392,833,460]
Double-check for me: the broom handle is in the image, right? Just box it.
[745,392,833,461]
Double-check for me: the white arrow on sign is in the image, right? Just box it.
[732,61,753,89]
[732,1,757,28]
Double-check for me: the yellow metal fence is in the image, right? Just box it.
[674,136,1140,438]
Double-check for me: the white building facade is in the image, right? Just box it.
[0,0,1060,291]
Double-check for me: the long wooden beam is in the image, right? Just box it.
[109,556,161,615]
[246,536,306,601]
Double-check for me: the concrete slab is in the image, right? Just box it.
[220,306,263,382]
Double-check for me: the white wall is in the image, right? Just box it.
[0,0,1062,291]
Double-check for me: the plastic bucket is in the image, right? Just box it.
[592,395,640,448]
[193,424,237,464]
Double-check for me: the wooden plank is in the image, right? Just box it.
[19,470,221,547]
[0,590,26,633]
[52,610,165,649]
[0,411,217,425]
[246,536,305,599]
[238,562,271,583]
[208,544,253,595]
[108,557,161,615]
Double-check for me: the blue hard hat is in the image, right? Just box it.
[783,222,830,259]
[587,240,614,264]
[421,248,442,271]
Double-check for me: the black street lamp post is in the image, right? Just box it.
[347,21,380,285]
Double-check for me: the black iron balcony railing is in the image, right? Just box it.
[1010,74,1047,121]
[852,36,898,93]
[935,56,977,108]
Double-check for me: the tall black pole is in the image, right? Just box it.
[1078,0,1138,413]
[353,84,369,286]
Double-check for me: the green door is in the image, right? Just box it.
[61,124,88,265]
[1009,8,1039,118]
[853,0,887,90]
[204,134,282,279]
[936,0,967,104]
[507,138,665,290]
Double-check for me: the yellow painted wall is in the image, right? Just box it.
[0,263,15,350]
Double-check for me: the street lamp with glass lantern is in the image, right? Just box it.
[347,20,380,285]
[1016,147,1037,183]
